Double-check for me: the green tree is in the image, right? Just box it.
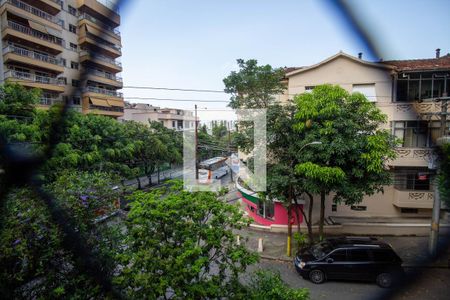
[224,59,286,109]
[245,270,309,300]
[294,85,397,239]
[115,181,259,299]
[439,143,450,206]
[0,83,40,117]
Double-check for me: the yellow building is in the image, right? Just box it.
[282,51,449,220]
[0,0,124,117]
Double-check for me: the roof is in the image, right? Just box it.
[285,52,394,77]
[382,54,450,72]
[327,237,392,249]
[199,156,227,167]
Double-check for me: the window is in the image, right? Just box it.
[172,121,176,128]
[68,5,77,16]
[331,204,337,212]
[69,43,78,52]
[329,249,347,261]
[352,84,376,102]
[305,86,315,93]
[257,200,274,220]
[72,79,80,87]
[350,205,367,211]
[393,121,429,148]
[69,24,77,33]
[70,61,79,69]
[60,58,66,67]
[396,72,450,102]
[401,208,419,214]
[372,250,397,262]
[72,96,81,105]
[348,249,370,262]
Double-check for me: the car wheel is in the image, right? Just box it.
[309,269,325,284]
[376,272,393,288]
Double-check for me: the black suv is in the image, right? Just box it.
[294,237,403,287]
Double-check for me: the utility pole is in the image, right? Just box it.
[428,97,449,257]
[195,104,198,180]
[228,129,233,182]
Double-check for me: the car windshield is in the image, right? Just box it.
[310,241,333,259]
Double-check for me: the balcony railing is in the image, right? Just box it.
[6,20,64,46]
[4,70,64,85]
[84,86,123,97]
[80,50,122,67]
[2,0,61,24]
[84,33,121,52]
[40,97,62,105]
[3,45,62,66]
[90,105,124,112]
[84,68,122,82]
[79,12,120,36]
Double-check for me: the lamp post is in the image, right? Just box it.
[287,140,323,257]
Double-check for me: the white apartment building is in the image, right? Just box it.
[119,102,198,131]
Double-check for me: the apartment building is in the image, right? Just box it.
[279,50,450,220]
[119,102,198,131]
[0,0,124,117]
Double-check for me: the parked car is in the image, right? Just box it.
[294,237,404,288]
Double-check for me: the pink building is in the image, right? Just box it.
[236,178,303,226]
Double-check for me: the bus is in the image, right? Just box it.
[198,157,229,183]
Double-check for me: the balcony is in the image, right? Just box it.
[2,20,64,53]
[79,33,121,58]
[390,148,434,167]
[79,50,122,73]
[38,96,62,108]
[3,45,64,73]
[87,104,124,117]
[78,12,120,41]
[83,68,122,88]
[23,0,61,15]
[4,69,65,92]
[393,189,434,209]
[82,85,123,99]
[0,0,63,29]
[77,0,120,27]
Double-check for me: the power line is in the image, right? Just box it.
[123,86,225,93]
[124,97,229,103]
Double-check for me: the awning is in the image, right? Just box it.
[107,99,124,107]
[90,97,111,107]
[28,20,48,34]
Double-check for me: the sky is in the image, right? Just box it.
[116,0,450,121]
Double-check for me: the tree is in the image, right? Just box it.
[224,59,286,109]
[294,85,397,239]
[0,83,40,117]
[438,143,450,206]
[0,171,122,299]
[115,181,259,299]
[245,270,309,300]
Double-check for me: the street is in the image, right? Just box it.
[248,260,450,300]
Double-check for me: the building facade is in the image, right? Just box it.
[119,102,198,131]
[239,51,450,225]
[0,0,124,117]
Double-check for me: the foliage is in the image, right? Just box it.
[224,59,286,109]
[0,83,40,117]
[294,84,397,238]
[244,270,309,300]
[115,181,259,299]
[0,188,105,299]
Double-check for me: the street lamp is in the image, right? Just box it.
[286,140,323,257]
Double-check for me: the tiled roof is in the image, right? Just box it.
[382,54,450,71]
[283,67,301,73]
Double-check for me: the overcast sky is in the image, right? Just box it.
[117,0,450,121]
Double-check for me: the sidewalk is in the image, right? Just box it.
[234,226,450,268]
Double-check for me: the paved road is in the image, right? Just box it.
[248,260,450,300]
